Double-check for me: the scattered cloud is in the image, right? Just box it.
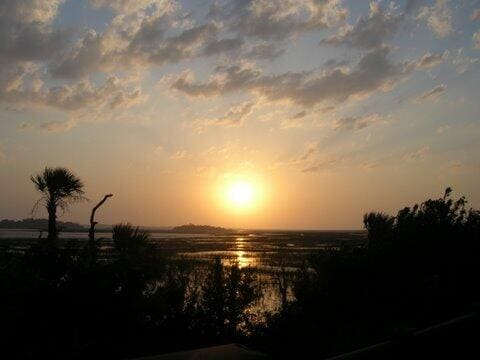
[291,111,307,120]
[301,157,340,173]
[299,141,319,161]
[417,0,453,38]
[416,50,449,69]
[413,84,447,103]
[39,120,76,132]
[0,0,69,63]
[0,73,146,115]
[436,124,450,134]
[333,113,390,131]
[170,150,187,160]
[208,0,348,41]
[202,37,244,56]
[189,101,255,131]
[245,43,285,60]
[445,160,463,172]
[171,46,417,108]
[452,48,478,73]
[473,31,480,50]
[321,2,403,49]
[0,0,476,138]
[18,122,34,131]
[280,111,309,129]
[403,146,430,162]
[153,145,164,156]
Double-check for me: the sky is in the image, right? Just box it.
[0,0,480,230]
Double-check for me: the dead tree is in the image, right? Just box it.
[88,194,113,242]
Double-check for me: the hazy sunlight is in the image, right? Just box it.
[227,181,254,207]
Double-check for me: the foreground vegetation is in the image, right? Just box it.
[253,188,480,358]
[1,168,479,359]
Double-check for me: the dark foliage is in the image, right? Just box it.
[253,188,480,358]
[0,226,259,359]
[1,187,479,359]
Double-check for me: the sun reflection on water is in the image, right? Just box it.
[235,237,253,268]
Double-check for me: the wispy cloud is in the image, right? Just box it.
[188,101,255,132]
[333,113,390,131]
[403,146,430,162]
[413,84,447,103]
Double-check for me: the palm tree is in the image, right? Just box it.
[31,167,86,241]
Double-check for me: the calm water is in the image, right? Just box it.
[0,228,366,269]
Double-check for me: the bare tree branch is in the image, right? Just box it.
[89,194,113,242]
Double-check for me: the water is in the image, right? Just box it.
[0,228,366,269]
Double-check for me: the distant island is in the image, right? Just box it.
[0,218,85,231]
[171,224,232,234]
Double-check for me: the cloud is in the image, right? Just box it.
[0,67,147,130]
[189,101,255,131]
[413,84,447,103]
[171,46,417,108]
[208,0,348,41]
[299,141,318,161]
[301,157,339,173]
[416,50,449,69]
[18,122,34,131]
[47,2,220,79]
[473,31,480,50]
[272,140,323,170]
[245,43,285,60]
[43,0,341,80]
[279,110,310,129]
[417,0,453,38]
[153,145,164,156]
[170,150,187,159]
[39,120,76,132]
[436,124,450,134]
[291,111,307,120]
[333,113,390,131]
[321,2,403,49]
[403,146,430,162]
[452,48,478,73]
[49,29,103,79]
[90,0,178,15]
[0,0,70,63]
[202,37,244,56]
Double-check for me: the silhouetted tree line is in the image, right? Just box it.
[252,188,480,358]
[0,218,85,231]
[1,168,479,359]
[0,168,260,359]
[0,223,260,359]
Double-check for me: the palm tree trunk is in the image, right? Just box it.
[47,202,58,241]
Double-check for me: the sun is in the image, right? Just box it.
[226,181,255,208]
[216,174,265,214]
[228,181,254,205]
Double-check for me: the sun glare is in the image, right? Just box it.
[215,173,266,215]
[227,181,254,207]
